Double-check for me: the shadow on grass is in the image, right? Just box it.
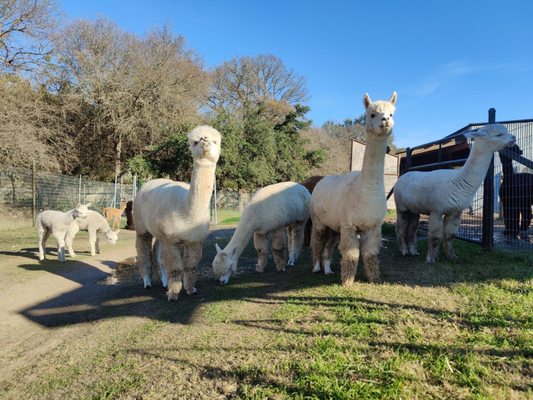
[17,225,533,330]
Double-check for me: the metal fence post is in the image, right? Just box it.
[32,160,36,227]
[481,108,496,250]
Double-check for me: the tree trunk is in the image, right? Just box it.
[115,133,122,178]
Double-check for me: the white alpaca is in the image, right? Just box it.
[310,92,397,286]
[394,124,515,263]
[212,181,310,285]
[65,210,119,257]
[37,203,91,262]
[133,125,222,301]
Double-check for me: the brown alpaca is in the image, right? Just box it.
[103,201,127,231]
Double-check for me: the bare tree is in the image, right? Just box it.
[0,0,59,73]
[208,54,307,119]
[52,19,209,179]
[0,74,75,170]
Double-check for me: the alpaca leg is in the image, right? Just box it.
[518,205,531,239]
[338,226,360,286]
[65,223,78,257]
[426,213,443,263]
[254,231,269,273]
[286,225,295,266]
[505,204,520,237]
[39,227,50,261]
[95,232,101,254]
[89,229,97,256]
[56,231,66,262]
[183,241,202,295]
[152,239,167,287]
[321,231,338,274]
[360,225,381,283]
[406,213,420,256]
[287,222,305,267]
[163,241,183,301]
[443,212,462,260]
[136,232,154,288]
[311,221,328,273]
[304,218,313,247]
[271,228,288,272]
[395,210,410,256]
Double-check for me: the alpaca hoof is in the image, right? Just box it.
[341,279,354,287]
[144,284,152,289]
[167,292,179,302]
[255,266,265,273]
[187,287,197,295]
[409,251,420,256]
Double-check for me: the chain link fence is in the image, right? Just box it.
[0,166,137,229]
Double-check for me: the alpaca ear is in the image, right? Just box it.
[85,202,92,208]
[215,243,222,254]
[389,92,397,105]
[363,93,372,109]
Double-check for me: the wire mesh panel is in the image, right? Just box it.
[0,167,137,229]
[494,121,533,250]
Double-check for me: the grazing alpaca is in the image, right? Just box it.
[394,124,515,263]
[65,210,119,256]
[37,203,91,262]
[212,181,310,285]
[498,144,533,239]
[310,92,397,285]
[133,125,222,301]
[103,201,127,230]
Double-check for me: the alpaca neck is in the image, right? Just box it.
[186,159,216,219]
[360,133,388,190]
[223,219,256,262]
[455,141,494,189]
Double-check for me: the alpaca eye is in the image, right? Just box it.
[194,141,199,146]
[390,114,393,117]
[371,113,376,118]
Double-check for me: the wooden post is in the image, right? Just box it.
[481,108,496,250]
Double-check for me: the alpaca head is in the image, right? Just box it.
[188,125,222,164]
[212,243,237,285]
[106,229,119,244]
[363,92,397,136]
[73,203,91,219]
[465,124,515,152]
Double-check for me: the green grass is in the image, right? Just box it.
[213,208,241,225]
[1,222,532,399]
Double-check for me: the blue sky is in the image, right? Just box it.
[61,0,533,148]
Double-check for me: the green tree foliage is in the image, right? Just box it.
[213,104,324,192]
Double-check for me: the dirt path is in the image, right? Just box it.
[0,231,141,380]
[0,228,237,382]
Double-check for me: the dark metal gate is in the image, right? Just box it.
[398,109,533,251]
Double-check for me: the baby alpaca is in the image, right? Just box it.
[65,210,119,256]
[212,182,311,285]
[37,203,91,262]
[103,201,127,230]
[394,124,515,263]
[311,92,397,286]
